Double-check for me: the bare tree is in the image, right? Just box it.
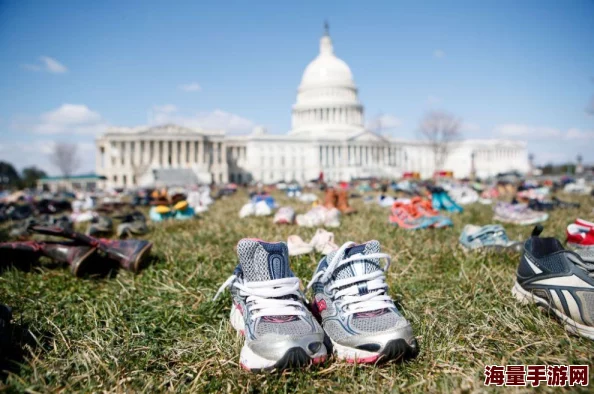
[418,111,462,172]
[50,143,80,178]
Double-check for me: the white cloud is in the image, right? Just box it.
[150,105,255,132]
[494,123,594,140]
[433,49,445,59]
[13,104,107,135]
[179,82,202,92]
[365,114,402,131]
[22,56,68,74]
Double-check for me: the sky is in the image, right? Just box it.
[0,0,593,175]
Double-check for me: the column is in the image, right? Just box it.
[134,141,141,167]
[200,139,205,165]
[95,144,102,172]
[180,140,187,167]
[124,141,132,168]
[164,140,170,167]
[142,140,149,164]
[189,140,195,166]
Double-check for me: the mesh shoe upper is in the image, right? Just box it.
[232,239,323,341]
[310,241,411,345]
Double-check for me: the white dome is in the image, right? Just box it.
[290,26,364,136]
[299,36,355,88]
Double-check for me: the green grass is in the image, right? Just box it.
[1,192,593,393]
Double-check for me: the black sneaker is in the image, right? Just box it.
[512,225,594,340]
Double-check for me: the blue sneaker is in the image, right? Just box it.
[307,241,419,363]
[214,239,327,371]
[438,192,463,213]
[459,224,522,252]
[512,225,594,340]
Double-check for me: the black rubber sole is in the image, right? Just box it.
[247,347,316,373]
[378,338,420,363]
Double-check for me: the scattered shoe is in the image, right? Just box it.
[459,224,522,253]
[512,225,594,340]
[566,222,594,263]
[87,216,114,237]
[307,241,419,363]
[274,206,295,224]
[493,202,548,226]
[309,229,339,255]
[254,201,272,216]
[287,235,314,256]
[389,202,435,230]
[214,239,327,371]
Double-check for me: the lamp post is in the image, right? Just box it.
[528,153,535,176]
[470,150,476,180]
[576,154,583,175]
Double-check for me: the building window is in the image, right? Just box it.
[122,175,127,186]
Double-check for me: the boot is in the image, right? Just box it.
[323,188,338,209]
[98,239,153,273]
[0,241,41,271]
[28,224,152,274]
[38,241,114,277]
[336,189,356,214]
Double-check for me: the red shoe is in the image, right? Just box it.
[566,223,594,263]
[566,224,594,246]
[575,218,594,230]
[390,202,431,229]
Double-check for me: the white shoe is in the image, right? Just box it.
[274,206,295,224]
[255,200,272,216]
[239,203,256,218]
[287,235,314,256]
[296,207,326,227]
[324,208,341,228]
[309,229,338,255]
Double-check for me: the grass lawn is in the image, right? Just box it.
[1,191,593,393]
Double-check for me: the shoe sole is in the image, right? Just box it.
[331,337,419,364]
[230,305,327,372]
[511,281,594,340]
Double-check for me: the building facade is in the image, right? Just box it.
[96,28,529,188]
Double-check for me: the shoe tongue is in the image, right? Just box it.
[236,239,293,282]
[328,240,382,281]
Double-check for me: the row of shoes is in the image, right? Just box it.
[513,225,594,340]
[87,211,149,238]
[459,224,522,253]
[287,229,338,256]
[493,202,548,225]
[1,224,153,277]
[213,238,419,371]
[390,197,453,229]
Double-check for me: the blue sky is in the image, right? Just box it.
[1,0,593,174]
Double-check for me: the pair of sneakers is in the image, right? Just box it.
[214,238,419,372]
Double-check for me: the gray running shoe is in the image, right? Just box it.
[214,239,327,372]
[308,241,419,363]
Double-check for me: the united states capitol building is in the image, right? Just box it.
[96,27,529,188]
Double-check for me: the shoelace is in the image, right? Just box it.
[307,242,394,317]
[213,275,306,320]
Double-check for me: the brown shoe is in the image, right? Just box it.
[337,189,356,214]
[98,239,153,273]
[28,224,153,274]
[38,241,112,277]
[323,188,338,209]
